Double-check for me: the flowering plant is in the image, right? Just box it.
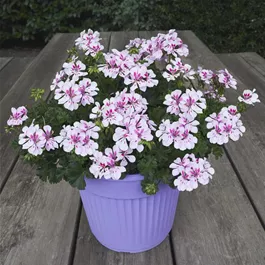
[6,29,260,194]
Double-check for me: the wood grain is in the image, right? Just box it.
[0,57,12,71]
[239,52,265,78]
[0,57,34,101]
[172,155,265,265]
[0,162,80,265]
[178,30,265,225]
[0,33,78,191]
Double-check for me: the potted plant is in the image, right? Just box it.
[6,29,260,253]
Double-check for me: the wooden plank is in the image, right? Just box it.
[109,31,139,50]
[217,53,265,102]
[0,57,12,71]
[0,32,111,265]
[73,210,174,265]
[178,30,265,225]
[73,31,174,265]
[0,163,80,265]
[172,155,265,265]
[239,52,265,78]
[0,33,78,191]
[0,57,34,101]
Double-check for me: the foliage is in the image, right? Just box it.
[1,1,264,57]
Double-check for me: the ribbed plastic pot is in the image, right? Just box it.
[79,174,179,253]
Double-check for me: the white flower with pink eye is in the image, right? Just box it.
[238,89,260,105]
[180,89,206,118]
[74,120,100,139]
[98,53,120,78]
[63,59,87,81]
[18,124,46,156]
[7,106,28,126]
[205,107,246,145]
[178,113,199,133]
[75,29,104,57]
[104,160,126,180]
[89,151,109,179]
[198,67,214,84]
[76,78,99,106]
[42,125,58,151]
[170,154,214,191]
[120,148,136,166]
[54,80,80,111]
[50,70,65,91]
[113,127,131,151]
[101,99,123,127]
[90,102,102,119]
[162,58,183,81]
[163,89,183,115]
[182,64,196,80]
[124,65,158,92]
[218,69,237,89]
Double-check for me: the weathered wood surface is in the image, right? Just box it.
[0,57,34,101]
[0,163,80,265]
[0,33,81,265]
[239,52,265,78]
[217,53,265,102]
[0,57,12,71]
[73,31,174,265]
[0,33,78,192]
[178,30,265,226]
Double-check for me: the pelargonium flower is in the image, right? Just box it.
[170,154,214,191]
[50,70,65,91]
[197,67,214,84]
[162,58,183,81]
[63,59,87,81]
[89,147,126,180]
[54,80,80,111]
[18,124,46,156]
[238,89,260,105]
[42,125,58,151]
[75,29,104,57]
[57,121,99,156]
[7,106,28,126]
[163,89,183,115]
[76,78,99,106]
[218,69,237,89]
[180,89,206,118]
[205,106,246,144]
[120,148,136,166]
[124,65,158,92]
[156,119,197,151]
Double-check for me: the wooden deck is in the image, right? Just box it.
[0,31,265,265]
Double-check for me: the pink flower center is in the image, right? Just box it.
[71,134,81,144]
[243,93,251,99]
[170,128,180,138]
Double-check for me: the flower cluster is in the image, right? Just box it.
[89,146,136,180]
[19,124,58,156]
[6,29,261,194]
[75,29,104,56]
[206,105,245,144]
[7,106,28,126]
[56,120,100,156]
[170,154,215,191]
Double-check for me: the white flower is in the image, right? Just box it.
[76,78,99,106]
[120,148,136,166]
[19,124,46,156]
[180,89,206,118]
[54,80,80,111]
[218,69,237,89]
[163,89,183,115]
[238,89,260,105]
[7,106,28,126]
[63,60,87,81]
[50,70,65,91]
[197,67,214,84]
[170,154,214,191]
[43,125,58,151]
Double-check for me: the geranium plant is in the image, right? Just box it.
[6,29,260,194]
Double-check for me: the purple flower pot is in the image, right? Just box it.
[79,174,179,253]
